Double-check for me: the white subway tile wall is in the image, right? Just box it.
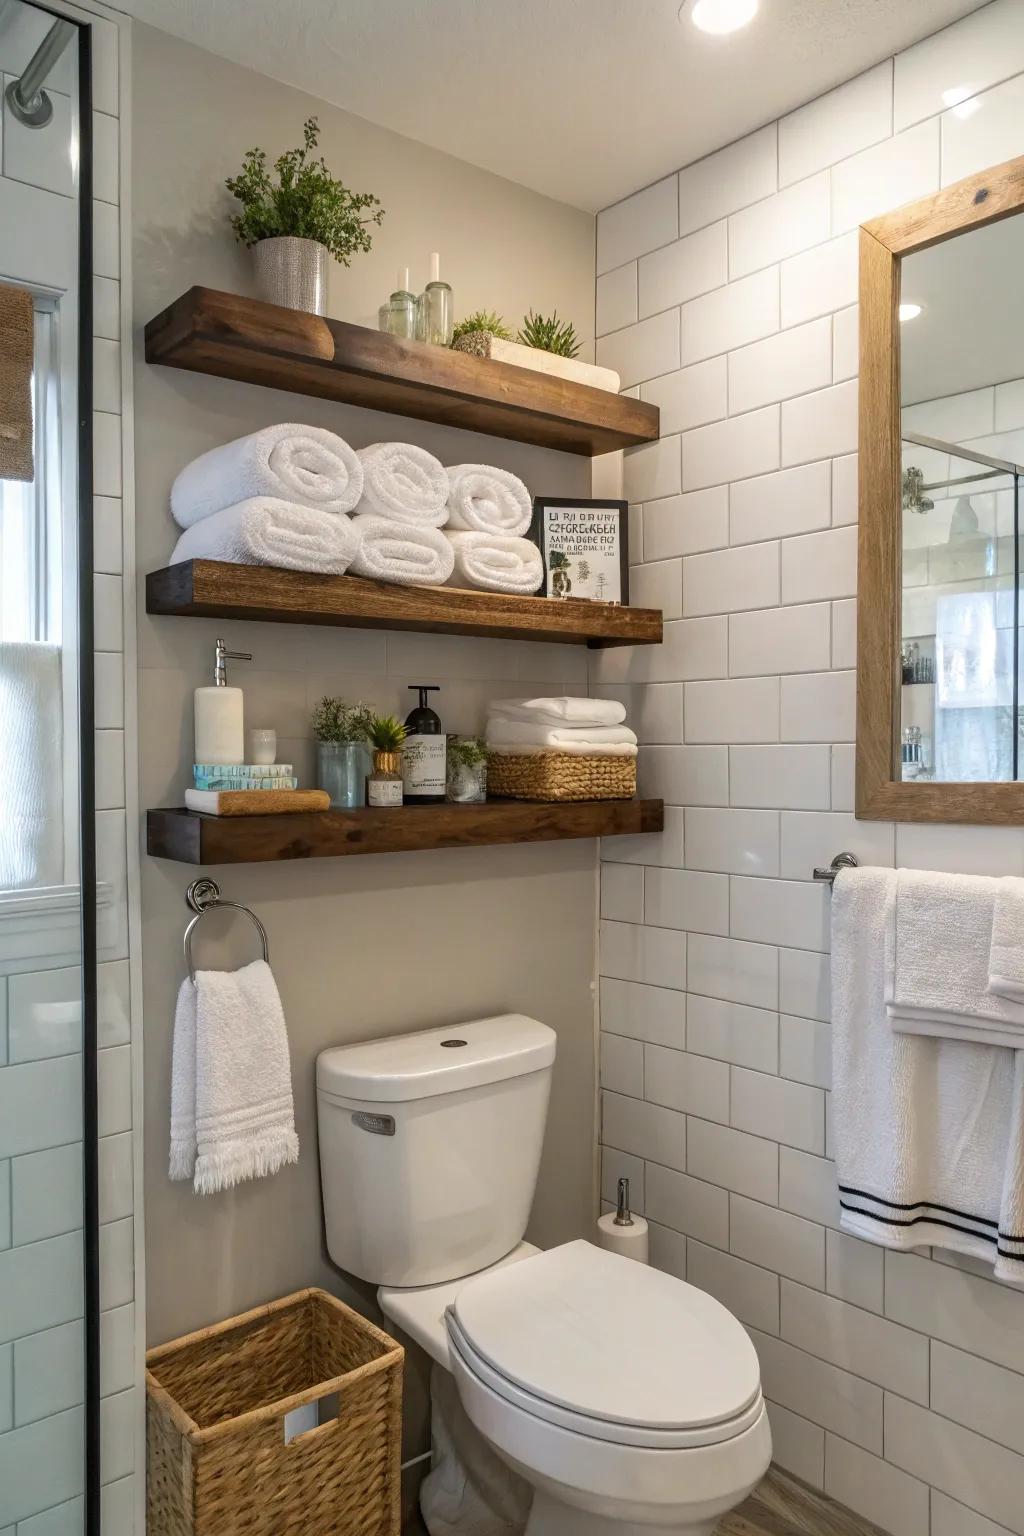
[0,8,139,1532]
[595,6,1024,1530]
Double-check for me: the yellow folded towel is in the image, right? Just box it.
[184,788,331,816]
[0,284,34,483]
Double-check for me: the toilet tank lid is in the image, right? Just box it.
[316,1014,556,1103]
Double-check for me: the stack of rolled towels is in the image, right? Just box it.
[168,424,543,595]
[486,696,639,756]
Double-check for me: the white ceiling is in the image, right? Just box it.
[115,0,988,212]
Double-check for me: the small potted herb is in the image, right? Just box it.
[517,310,581,358]
[226,117,384,315]
[312,697,373,808]
[446,736,489,803]
[366,715,407,807]
[450,310,513,358]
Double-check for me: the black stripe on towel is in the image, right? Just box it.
[838,1184,1000,1228]
[840,1198,1024,1257]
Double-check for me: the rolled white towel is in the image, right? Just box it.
[488,696,627,729]
[169,498,361,575]
[445,530,543,595]
[349,514,455,587]
[486,719,638,756]
[355,442,449,527]
[170,424,363,528]
[445,464,532,537]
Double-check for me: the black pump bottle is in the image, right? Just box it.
[402,685,446,803]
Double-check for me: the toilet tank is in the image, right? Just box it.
[316,1014,556,1288]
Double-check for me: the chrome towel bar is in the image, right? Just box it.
[812,852,860,885]
[183,877,269,983]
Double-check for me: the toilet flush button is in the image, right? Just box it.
[352,1111,395,1136]
[441,1039,468,1048]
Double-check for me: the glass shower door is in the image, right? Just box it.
[0,4,97,1531]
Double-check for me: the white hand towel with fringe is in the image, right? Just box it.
[445,463,532,537]
[348,513,455,587]
[169,497,361,574]
[445,530,543,594]
[885,868,1024,1049]
[169,959,299,1194]
[488,696,627,729]
[485,719,638,756]
[355,442,449,526]
[170,424,363,527]
[831,865,1024,1286]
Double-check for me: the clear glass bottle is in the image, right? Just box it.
[416,251,453,346]
[385,267,417,341]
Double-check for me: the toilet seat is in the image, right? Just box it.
[447,1239,762,1450]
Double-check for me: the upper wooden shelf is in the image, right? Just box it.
[147,799,665,865]
[146,560,663,648]
[144,287,660,456]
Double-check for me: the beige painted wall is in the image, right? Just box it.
[131,18,599,1396]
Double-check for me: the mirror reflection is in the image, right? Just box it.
[899,217,1024,783]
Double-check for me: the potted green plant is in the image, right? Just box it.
[450,310,513,358]
[517,310,581,358]
[446,736,489,803]
[312,697,373,808]
[366,715,408,807]
[226,117,384,316]
[450,302,619,393]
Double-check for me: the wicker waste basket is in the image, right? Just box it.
[488,750,637,802]
[146,1287,404,1536]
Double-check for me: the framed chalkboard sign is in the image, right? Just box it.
[530,497,629,605]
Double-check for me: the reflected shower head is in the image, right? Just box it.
[902,465,934,514]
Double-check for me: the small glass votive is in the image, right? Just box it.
[249,728,277,765]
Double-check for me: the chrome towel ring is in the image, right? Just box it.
[183,877,270,984]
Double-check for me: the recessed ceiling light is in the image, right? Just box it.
[685,0,759,36]
[899,303,923,322]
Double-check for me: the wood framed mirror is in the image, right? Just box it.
[857,153,1024,824]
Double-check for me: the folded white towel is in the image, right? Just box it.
[170,425,363,527]
[348,513,455,587]
[445,464,532,537]
[832,866,1024,1285]
[990,877,1024,1004]
[0,642,63,891]
[169,497,362,574]
[886,869,1024,1049]
[486,720,638,757]
[170,959,299,1194]
[355,442,449,527]
[488,696,627,729]
[445,530,543,594]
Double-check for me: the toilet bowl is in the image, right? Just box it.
[317,1016,771,1535]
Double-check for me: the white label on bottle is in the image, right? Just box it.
[368,778,403,807]
[402,736,446,796]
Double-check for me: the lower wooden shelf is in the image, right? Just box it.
[147,798,664,864]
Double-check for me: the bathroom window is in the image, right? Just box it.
[0,303,61,643]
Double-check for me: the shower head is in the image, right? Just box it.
[901,465,934,515]
[5,16,75,128]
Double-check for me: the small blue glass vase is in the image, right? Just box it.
[316,741,369,809]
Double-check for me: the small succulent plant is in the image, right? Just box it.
[517,310,580,358]
[366,713,407,752]
[311,697,374,743]
[451,310,513,344]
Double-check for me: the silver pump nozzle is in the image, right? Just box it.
[214,637,252,686]
[614,1176,634,1227]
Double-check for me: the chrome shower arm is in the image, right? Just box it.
[5,17,75,128]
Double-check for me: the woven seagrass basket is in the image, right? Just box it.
[146,1288,403,1536]
[488,751,637,802]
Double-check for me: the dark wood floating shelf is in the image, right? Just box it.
[147,799,665,865]
[146,560,663,648]
[144,287,660,456]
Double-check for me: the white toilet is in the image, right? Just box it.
[316,1014,771,1536]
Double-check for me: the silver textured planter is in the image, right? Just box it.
[252,236,328,315]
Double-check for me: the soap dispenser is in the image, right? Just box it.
[194,638,252,766]
[402,685,446,803]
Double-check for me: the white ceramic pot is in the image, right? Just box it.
[252,236,328,315]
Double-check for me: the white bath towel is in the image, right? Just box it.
[348,513,455,587]
[169,959,299,1194]
[832,866,1024,1285]
[488,696,627,729]
[355,442,449,527]
[0,642,63,891]
[169,497,362,574]
[445,530,543,594]
[170,424,363,527]
[886,869,1024,1049]
[445,463,532,537]
[485,719,638,757]
[989,877,1024,1004]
